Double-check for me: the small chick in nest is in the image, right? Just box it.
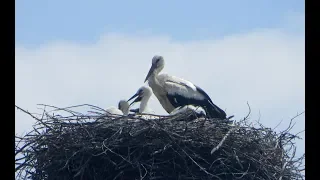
[105,100,130,116]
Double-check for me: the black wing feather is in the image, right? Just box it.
[130,108,140,113]
[166,85,227,119]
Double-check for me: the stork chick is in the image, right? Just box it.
[105,100,130,116]
[127,86,154,114]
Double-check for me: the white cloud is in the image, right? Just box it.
[15,18,305,158]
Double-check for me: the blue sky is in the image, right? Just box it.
[16,0,304,46]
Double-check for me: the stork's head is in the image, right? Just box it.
[118,100,130,115]
[127,86,152,106]
[144,55,165,82]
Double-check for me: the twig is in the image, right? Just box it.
[211,126,238,154]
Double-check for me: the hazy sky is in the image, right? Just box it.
[15,0,305,160]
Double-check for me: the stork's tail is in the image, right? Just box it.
[205,100,227,119]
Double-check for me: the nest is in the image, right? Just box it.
[15,104,305,180]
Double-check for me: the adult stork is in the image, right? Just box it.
[127,86,154,114]
[144,55,227,119]
[105,100,130,116]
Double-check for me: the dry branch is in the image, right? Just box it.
[15,104,305,180]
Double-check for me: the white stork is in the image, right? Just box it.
[144,55,227,119]
[105,100,130,116]
[127,86,154,114]
[170,105,206,117]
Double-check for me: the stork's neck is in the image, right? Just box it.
[149,66,162,84]
[148,72,160,87]
[140,95,151,113]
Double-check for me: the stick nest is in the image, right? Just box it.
[15,104,305,180]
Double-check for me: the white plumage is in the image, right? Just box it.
[144,55,227,119]
[170,105,206,117]
[127,86,155,114]
[105,100,130,116]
